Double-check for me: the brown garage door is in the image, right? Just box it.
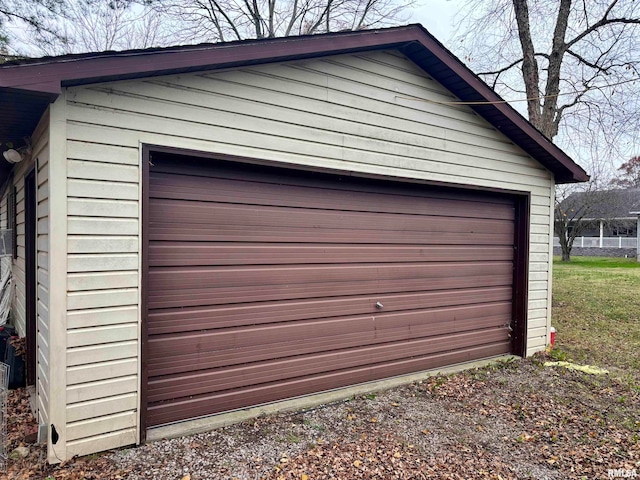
[145,152,517,427]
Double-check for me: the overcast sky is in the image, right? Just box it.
[411,0,462,44]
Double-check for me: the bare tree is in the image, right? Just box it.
[25,1,178,56]
[150,0,414,43]
[454,0,640,163]
[555,185,630,261]
[454,0,640,261]
[611,155,640,188]
[555,186,598,261]
[554,156,610,261]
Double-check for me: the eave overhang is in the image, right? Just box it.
[0,24,589,187]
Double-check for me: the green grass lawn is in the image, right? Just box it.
[552,256,640,380]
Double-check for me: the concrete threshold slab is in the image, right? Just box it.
[147,354,518,443]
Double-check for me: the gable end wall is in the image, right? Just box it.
[60,50,554,459]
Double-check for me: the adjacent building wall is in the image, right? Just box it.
[61,50,554,458]
[34,110,52,430]
[12,154,28,338]
[0,189,8,300]
[3,109,52,430]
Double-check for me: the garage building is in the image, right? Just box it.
[0,24,588,462]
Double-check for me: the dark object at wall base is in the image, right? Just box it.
[5,335,25,389]
[0,325,16,365]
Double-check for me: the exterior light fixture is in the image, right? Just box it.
[3,149,23,164]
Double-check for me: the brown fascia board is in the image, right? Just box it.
[0,29,411,93]
[0,24,588,184]
[395,34,588,184]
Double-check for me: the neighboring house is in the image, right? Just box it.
[0,24,588,463]
[630,201,640,261]
[558,189,640,240]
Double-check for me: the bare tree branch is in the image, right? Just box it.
[454,0,640,175]
[565,1,640,48]
[20,1,179,55]
[151,0,413,43]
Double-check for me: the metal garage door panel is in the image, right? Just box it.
[148,286,513,335]
[146,155,516,427]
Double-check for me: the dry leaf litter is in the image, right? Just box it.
[3,355,638,479]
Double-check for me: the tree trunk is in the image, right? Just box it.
[561,246,571,262]
[538,0,571,139]
[512,0,542,128]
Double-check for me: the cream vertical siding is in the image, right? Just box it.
[62,50,554,458]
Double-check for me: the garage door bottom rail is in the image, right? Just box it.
[146,341,509,427]
[146,352,515,441]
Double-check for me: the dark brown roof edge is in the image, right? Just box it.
[396,29,588,183]
[0,27,415,93]
[0,24,588,184]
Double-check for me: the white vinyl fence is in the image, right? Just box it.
[553,237,638,248]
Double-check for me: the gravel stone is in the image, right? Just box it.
[5,355,638,479]
[106,357,639,479]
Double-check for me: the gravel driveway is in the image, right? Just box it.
[6,355,640,479]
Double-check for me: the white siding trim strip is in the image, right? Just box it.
[67,341,138,367]
[67,271,138,292]
[68,237,138,254]
[68,179,138,201]
[67,141,139,165]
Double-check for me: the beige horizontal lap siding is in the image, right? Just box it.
[63,49,554,458]
[5,110,51,432]
[12,166,26,337]
[528,182,555,357]
[10,110,50,341]
[527,190,553,356]
[32,110,51,428]
[64,137,140,458]
[0,191,7,295]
